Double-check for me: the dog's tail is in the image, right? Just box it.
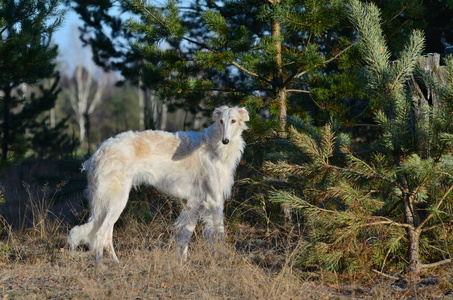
[68,199,106,251]
[68,218,97,250]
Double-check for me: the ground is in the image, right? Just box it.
[1,162,452,299]
[1,217,452,300]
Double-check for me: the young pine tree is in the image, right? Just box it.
[125,0,354,135]
[0,0,64,164]
[266,0,453,280]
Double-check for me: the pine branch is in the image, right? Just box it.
[380,232,406,273]
[286,89,310,94]
[420,259,453,269]
[381,198,404,217]
[372,269,399,280]
[130,0,273,85]
[287,123,404,190]
[421,219,453,233]
[288,126,321,159]
[263,160,305,177]
[361,218,411,229]
[209,88,273,93]
[417,184,453,231]
[346,0,390,74]
[323,159,405,192]
[290,43,356,83]
[389,30,425,92]
[320,125,335,163]
[270,190,336,214]
[230,61,272,85]
[410,159,441,199]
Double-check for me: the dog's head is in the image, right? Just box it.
[213,105,249,145]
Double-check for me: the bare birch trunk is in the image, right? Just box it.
[67,63,106,144]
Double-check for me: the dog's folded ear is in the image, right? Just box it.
[213,105,229,121]
[238,107,250,122]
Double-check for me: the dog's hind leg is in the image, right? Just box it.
[107,225,119,262]
[175,202,202,258]
[95,206,125,266]
[94,182,131,266]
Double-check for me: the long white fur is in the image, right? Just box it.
[68,105,249,265]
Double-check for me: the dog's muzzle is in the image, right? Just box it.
[222,139,229,145]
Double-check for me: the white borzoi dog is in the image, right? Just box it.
[68,105,249,265]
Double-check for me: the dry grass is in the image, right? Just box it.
[1,185,451,299]
[1,218,315,300]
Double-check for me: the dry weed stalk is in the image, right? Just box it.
[23,180,68,240]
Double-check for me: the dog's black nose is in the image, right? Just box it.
[222,139,229,145]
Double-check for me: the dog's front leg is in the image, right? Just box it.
[175,203,201,259]
[202,204,226,255]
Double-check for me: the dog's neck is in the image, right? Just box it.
[203,120,245,200]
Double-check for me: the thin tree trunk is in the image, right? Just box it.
[277,86,287,137]
[160,102,168,130]
[68,64,105,145]
[84,112,91,155]
[397,155,421,279]
[402,54,449,279]
[78,114,85,144]
[50,108,56,128]
[139,81,145,131]
[270,8,292,222]
[404,194,421,278]
[271,10,287,138]
[144,89,151,130]
[2,92,10,161]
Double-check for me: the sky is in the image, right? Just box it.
[53,10,91,76]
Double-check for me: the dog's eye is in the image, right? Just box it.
[231,120,236,124]
[220,120,224,124]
